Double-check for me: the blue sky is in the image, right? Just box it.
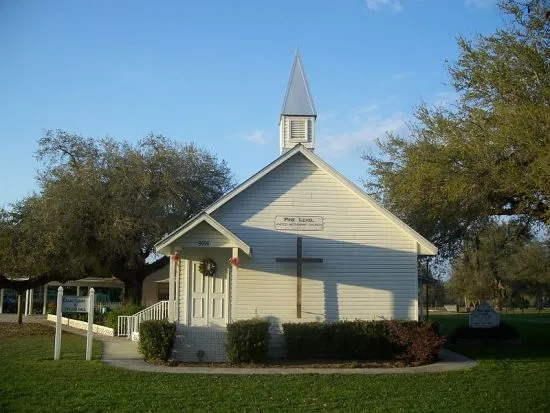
[0,0,503,207]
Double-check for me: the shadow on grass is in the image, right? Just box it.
[431,313,550,361]
[447,342,550,361]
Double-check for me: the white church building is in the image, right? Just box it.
[154,53,437,361]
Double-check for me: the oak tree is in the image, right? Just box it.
[0,131,234,307]
[364,0,550,258]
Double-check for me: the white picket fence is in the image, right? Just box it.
[117,300,170,338]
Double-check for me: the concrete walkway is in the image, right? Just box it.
[1,314,477,375]
[79,326,478,375]
[101,343,477,375]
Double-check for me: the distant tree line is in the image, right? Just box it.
[447,222,550,311]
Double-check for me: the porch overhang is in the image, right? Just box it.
[154,213,251,257]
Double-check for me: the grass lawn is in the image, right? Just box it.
[1,315,549,413]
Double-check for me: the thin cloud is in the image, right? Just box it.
[353,104,379,116]
[465,0,496,8]
[317,108,408,158]
[365,0,403,13]
[317,112,336,122]
[242,130,269,145]
[391,72,409,82]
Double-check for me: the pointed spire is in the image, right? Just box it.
[281,51,316,117]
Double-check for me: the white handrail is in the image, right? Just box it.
[117,300,170,337]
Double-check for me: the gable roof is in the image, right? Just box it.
[155,145,437,256]
[280,51,317,117]
[155,214,251,256]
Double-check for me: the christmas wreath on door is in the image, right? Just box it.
[199,258,217,276]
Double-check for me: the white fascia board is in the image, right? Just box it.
[154,213,251,257]
[156,147,303,254]
[297,147,438,256]
[155,213,207,254]
[158,144,436,257]
[202,215,251,256]
[205,145,303,214]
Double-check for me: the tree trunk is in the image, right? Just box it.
[120,257,169,305]
[124,276,145,305]
[17,292,23,325]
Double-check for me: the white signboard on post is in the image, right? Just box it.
[62,296,88,313]
[55,289,95,361]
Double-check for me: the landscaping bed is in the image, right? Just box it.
[1,314,550,412]
[138,319,443,366]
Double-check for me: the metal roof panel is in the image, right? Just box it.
[281,51,316,117]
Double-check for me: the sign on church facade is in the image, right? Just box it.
[274,216,323,231]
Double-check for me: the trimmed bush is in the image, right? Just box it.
[226,319,270,363]
[283,320,442,364]
[283,320,394,360]
[448,322,519,343]
[138,320,176,361]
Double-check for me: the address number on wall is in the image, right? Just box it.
[198,240,210,246]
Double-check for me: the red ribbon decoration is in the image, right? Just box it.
[229,257,239,267]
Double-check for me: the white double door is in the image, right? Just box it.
[189,261,227,327]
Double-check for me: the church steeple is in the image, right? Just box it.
[279,51,317,154]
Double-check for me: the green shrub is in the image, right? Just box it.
[448,322,520,343]
[283,320,442,363]
[104,303,143,332]
[283,320,394,360]
[226,319,270,363]
[282,322,326,359]
[138,320,176,361]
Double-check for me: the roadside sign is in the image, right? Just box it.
[62,296,88,313]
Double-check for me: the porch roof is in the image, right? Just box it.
[155,213,251,257]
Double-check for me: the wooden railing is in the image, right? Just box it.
[117,300,170,338]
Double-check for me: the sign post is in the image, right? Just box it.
[86,288,95,361]
[54,286,63,361]
[54,289,94,360]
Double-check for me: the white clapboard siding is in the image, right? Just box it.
[176,221,234,249]
[212,152,418,324]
